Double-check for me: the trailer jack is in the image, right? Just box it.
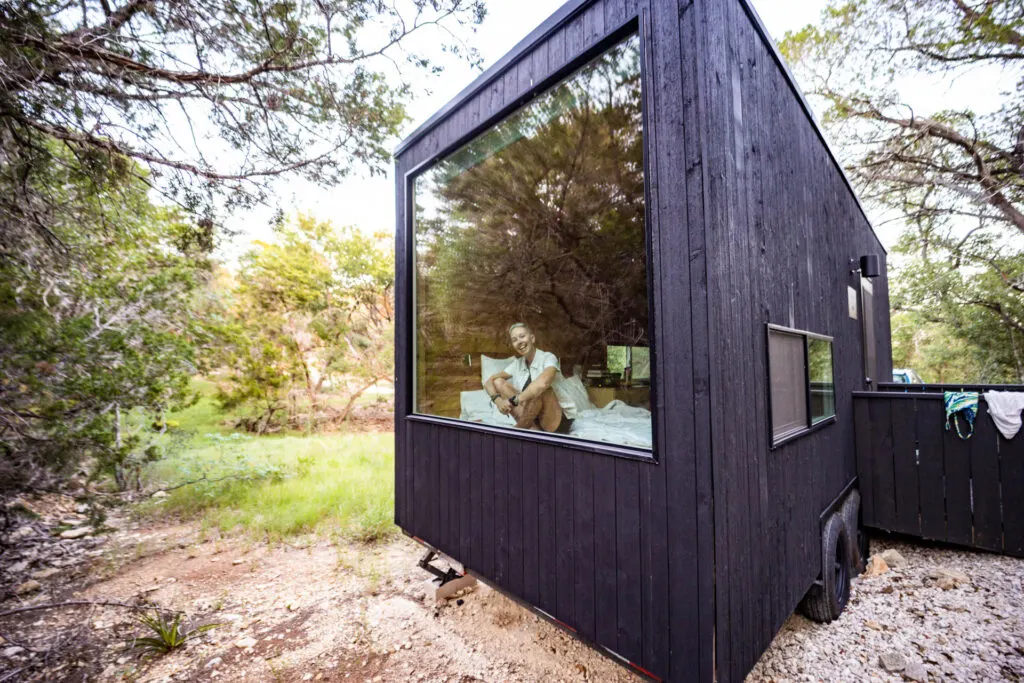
[417,548,477,603]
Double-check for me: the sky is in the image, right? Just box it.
[218,0,1008,260]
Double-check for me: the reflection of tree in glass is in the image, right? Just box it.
[416,36,646,370]
[808,339,833,385]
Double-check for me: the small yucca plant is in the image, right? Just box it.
[130,611,218,657]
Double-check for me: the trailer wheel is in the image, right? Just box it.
[799,513,851,623]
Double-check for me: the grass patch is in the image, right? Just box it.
[148,432,395,542]
[146,388,395,542]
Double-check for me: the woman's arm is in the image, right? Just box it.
[484,372,510,397]
[514,366,556,403]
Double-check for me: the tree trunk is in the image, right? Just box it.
[337,378,385,424]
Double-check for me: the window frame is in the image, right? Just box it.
[766,323,837,449]
[402,14,658,463]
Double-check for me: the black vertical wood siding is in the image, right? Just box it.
[695,0,891,678]
[394,0,890,680]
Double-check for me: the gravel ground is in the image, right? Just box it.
[747,537,1024,682]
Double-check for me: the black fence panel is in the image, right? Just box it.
[854,388,1024,557]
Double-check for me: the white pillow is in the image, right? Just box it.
[554,374,596,415]
[460,389,494,420]
[480,354,515,386]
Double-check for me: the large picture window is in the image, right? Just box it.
[767,325,836,445]
[412,33,652,450]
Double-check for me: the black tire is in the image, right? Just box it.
[799,513,852,624]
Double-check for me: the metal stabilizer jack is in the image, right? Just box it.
[417,548,477,603]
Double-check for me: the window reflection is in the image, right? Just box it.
[413,34,652,450]
[808,338,835,423]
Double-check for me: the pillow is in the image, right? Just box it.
[460,389,494,421]
[554,374,596,416]
[480,354,515,386]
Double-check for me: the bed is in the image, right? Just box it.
[460,362,652,448]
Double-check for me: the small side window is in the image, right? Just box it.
[768,329,807,442]
[768,325,836,445]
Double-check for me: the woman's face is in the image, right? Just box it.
[509,326,536,357]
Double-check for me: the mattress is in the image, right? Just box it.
[459,389,652,448]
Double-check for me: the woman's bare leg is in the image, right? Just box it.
[536,390,565,432]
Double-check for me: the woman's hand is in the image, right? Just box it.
[496,397,512,415]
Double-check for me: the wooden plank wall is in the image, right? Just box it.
[695,0,893,679]
[857,390,1024,557]
[396,0,891,680]
[395,0,714,680]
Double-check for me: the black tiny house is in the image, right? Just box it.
[393,0,892,680]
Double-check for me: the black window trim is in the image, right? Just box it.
[402,12,659,462]
[766,323,837,449]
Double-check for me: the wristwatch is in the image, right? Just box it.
[509,395,519,407]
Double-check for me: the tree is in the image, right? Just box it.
[1,0,485,248]
[780,0,1024,380]
[0,147,210,491]
[215,215,394,433]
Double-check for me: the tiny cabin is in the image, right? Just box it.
[393,0,892,680]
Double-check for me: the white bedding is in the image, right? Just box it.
[459,389,652,448]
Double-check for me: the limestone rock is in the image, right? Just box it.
[14,580,41,595]
[30,568,60,580]
[879,651,907,672]
[60,527,90,539]
[879,549,907,568]
[234,636,257,649]
[8,560,29,573]
[864,555,890,576]
[903,661,927,682]
[927,567,969,590]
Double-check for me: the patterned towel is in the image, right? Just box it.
[945,391,979,440]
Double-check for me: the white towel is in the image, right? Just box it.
[983,391,1024,440]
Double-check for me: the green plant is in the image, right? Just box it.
[130,611,219,657]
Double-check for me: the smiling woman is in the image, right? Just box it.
[410,32,653,450]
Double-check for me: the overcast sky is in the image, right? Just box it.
[218,0,1006,259]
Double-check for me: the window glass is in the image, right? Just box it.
[769,330,807,441]
[413,34,651,450]
[808,337,835,423]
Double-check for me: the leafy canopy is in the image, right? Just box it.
[781,0,1024,381]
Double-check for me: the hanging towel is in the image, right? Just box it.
[944,391,979,440]
[983,391,1024,440]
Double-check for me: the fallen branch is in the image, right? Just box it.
[149,473,253,495]
[0,599,175,620]
[0,668,24,683]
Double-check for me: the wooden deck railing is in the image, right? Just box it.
[854,386,1024,557]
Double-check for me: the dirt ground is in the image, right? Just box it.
[1,519,643,683]
[5,503,1024,682]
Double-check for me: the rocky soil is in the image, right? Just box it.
[1,495,1023,683]
[748,539,1024,682]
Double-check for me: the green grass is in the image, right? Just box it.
[168,378,231,433]
[143,380,396,543]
